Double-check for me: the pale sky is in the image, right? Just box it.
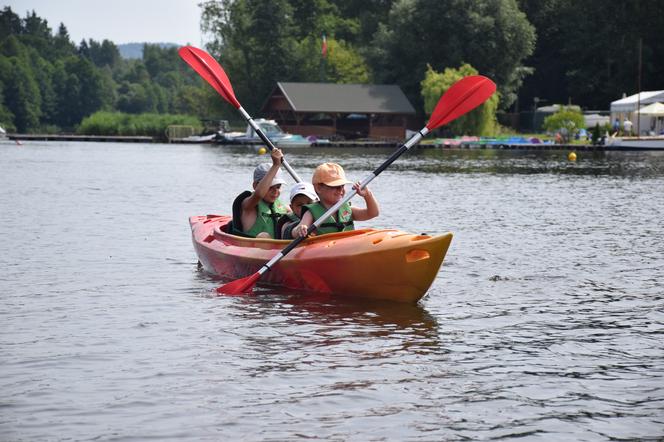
[5,0,204,45]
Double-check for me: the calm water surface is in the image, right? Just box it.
[1,142,663,441]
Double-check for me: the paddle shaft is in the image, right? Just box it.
[180,46,302,183]
[237,107,302,183]
[254,127,430,276]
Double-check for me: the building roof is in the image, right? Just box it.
[271,82,416,114]
[610,90,664,113]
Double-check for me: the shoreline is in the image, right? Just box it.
[7,133,605,150]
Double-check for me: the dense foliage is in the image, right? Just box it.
[0,7,224,133]
[517,0,664,110]
[2,1,663,135]
[202,0,534,117]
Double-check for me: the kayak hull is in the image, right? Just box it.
[190,215,453,303]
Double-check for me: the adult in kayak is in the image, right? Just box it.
[230,148,289,238]
[291,162,379,238]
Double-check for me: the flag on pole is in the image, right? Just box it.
[321,33,328,58]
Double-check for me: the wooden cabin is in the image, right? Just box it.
[260,82,416,140]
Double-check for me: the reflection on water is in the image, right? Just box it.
[1,142,663,440]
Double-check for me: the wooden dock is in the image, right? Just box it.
[8,134,154,142]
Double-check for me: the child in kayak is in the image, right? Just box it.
[231,148,289,238]
[291,162,379,238]
[279,182,318,239]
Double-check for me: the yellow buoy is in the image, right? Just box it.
[258,147,267,155]
[568,151,577,161]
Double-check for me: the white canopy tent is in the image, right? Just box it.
[634,102,664,135]
[611,91,664,135]
[611,90,664,113]
[635,102,664,116]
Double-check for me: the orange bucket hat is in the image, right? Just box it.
[312,163,352,186]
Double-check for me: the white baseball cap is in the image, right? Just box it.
[289,182,318,203]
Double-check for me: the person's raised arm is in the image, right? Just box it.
[242,148,283,210]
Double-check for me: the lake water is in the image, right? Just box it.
[1,141,663,441]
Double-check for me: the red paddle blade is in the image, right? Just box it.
[216,272,260,296]
[178,45,241,109]
[426,75,496,130]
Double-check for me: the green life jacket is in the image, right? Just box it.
[245,198,288,238]
[303,201,354,235]
[232,190,288,238]
[277,212,300,240]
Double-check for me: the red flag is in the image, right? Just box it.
[321,33,328,58]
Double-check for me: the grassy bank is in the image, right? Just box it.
[77,112,203,140]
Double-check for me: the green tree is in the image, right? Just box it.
[52,23,76,59]
[367,0,534,115]
[517,0,664,109]
[51,56,111,128]
[202,0,300,112]
[117,82,149,114]
[143,44,178,79]
[4,57,41,131]
[296,36,370,83]
[421,63,498,136]
[0,6,22,40]
[543,106,585,142]
[331,0,394,45]
[31,55,57,125]
[0,77,16,131]
[86,39,120,68]
[325,39,370,83]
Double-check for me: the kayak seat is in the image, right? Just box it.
[276,215,294,240]
[229,190,253,238]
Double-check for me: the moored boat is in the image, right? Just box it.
[606,136,664,151]
[220,118,316,147]
[190,215,452,303]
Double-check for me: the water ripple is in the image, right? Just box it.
[1,143,663,440]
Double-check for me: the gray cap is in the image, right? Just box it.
[253,163,287,186]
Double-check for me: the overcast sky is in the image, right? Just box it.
[5,0,204,45]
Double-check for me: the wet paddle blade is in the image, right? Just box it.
[426,75,496,130]
[178,45,241,108]
[216,272,260,296]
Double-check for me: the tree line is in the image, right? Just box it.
[0,7,224,133]
[202,0,663,115]
[1,1,663,134]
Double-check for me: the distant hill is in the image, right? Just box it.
[117,42,179,59]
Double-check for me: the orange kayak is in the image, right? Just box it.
[190,215,453,303]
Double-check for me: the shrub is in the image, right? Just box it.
[543,106,585,143]
[77,111,202,139]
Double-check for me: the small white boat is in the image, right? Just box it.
[221,119,317,147]
[606,136,664,151]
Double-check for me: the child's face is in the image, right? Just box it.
[290,194,313,217]
[263,184,282,203]
[315,183,345,205]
